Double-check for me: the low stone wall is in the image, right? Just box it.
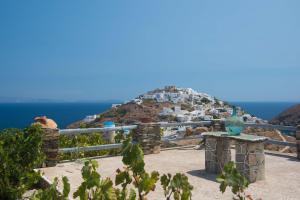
[41,128,59,167]
[133,124,161,155]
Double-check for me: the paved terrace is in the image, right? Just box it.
[40,148,300,200]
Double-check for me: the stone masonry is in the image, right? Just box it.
[205,137,231,173]
[133,123,161,155]
[235,141,265,183]
[203,132,266,183]
[41,128,60,167]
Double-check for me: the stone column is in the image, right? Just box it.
[133,123,161,155]
[205,137,217,173]
[235,141,265,183]
[41,128,60,167]
[216,137,231,172]
[296,125,300,160]
[205,136,231,173]
[211,120,225,132]
[105,130,116,143]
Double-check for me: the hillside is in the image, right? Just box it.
[68,86,265,128]
[270,103,300,126]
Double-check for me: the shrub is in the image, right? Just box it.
[73,160,117,200]
[216,161,250,200]
[30,176,70,200]
[59,133,109,160]
[0,125,45,200]
[161,173,193,200]
[115,137,160,200]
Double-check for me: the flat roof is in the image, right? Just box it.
[40,148,300,200]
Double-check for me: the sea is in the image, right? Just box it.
[0,102,298,130]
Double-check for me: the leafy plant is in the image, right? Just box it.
[59,133,109,160]
[0,125,45,200]
[73,160,117,200]
[216,161,250,200]
[160,173,193,200]
[115,137,159,200]
[30,176,70,200]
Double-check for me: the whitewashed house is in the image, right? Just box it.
[132,99,143,105]
[155,93,165,102]
[111,104,121,108]
[83,115,97,122]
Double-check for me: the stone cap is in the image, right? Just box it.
[202,132,268,142]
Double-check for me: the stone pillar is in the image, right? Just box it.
[133,123,161,155]
[211,120,225,132]
[105,130,115,143]
[235,141,265,183]
[205,136,231,173]
[296,125,300,160]
[216,137,231,172]
[41,128,59,167]
[205,137,217,173]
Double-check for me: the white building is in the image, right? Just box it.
[111,104,121,108]
[131,99,143,105]
[190,110,205,118]
[83,115,97,122]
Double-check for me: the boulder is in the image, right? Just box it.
[185,126,209,137]
[194,127,209,134]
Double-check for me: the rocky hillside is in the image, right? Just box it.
[270,104,300,126]
[68,86,264,128]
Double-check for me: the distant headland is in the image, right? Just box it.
[68,86,267,128]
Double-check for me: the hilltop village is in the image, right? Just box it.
[76,86,266,128]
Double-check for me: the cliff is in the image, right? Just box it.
[270,104,300,127]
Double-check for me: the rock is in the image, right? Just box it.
[194,127,209,134]
[185,127,194,136]
[34,116,58,129]
[270,104,300,126]
[185,126,208,137]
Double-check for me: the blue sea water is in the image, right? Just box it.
[0,103,113,130]
[0,102,298,130]
[231,102,297,121]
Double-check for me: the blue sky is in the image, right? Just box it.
[0,0,299,102]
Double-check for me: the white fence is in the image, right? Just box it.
[57,121,297,154]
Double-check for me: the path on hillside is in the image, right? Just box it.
[276,130,290,153]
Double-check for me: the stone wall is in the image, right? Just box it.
[41,128,59,167]
[133,123,161,155]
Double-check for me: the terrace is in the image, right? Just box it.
[38,121,300,199]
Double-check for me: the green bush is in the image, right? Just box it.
[74,160,117,200]
[59,133,109,160]
[216,161,250,200]
[30,176,70,200]
[59,130,131,161]
[0,125,45,200]
[161,173,193,200]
